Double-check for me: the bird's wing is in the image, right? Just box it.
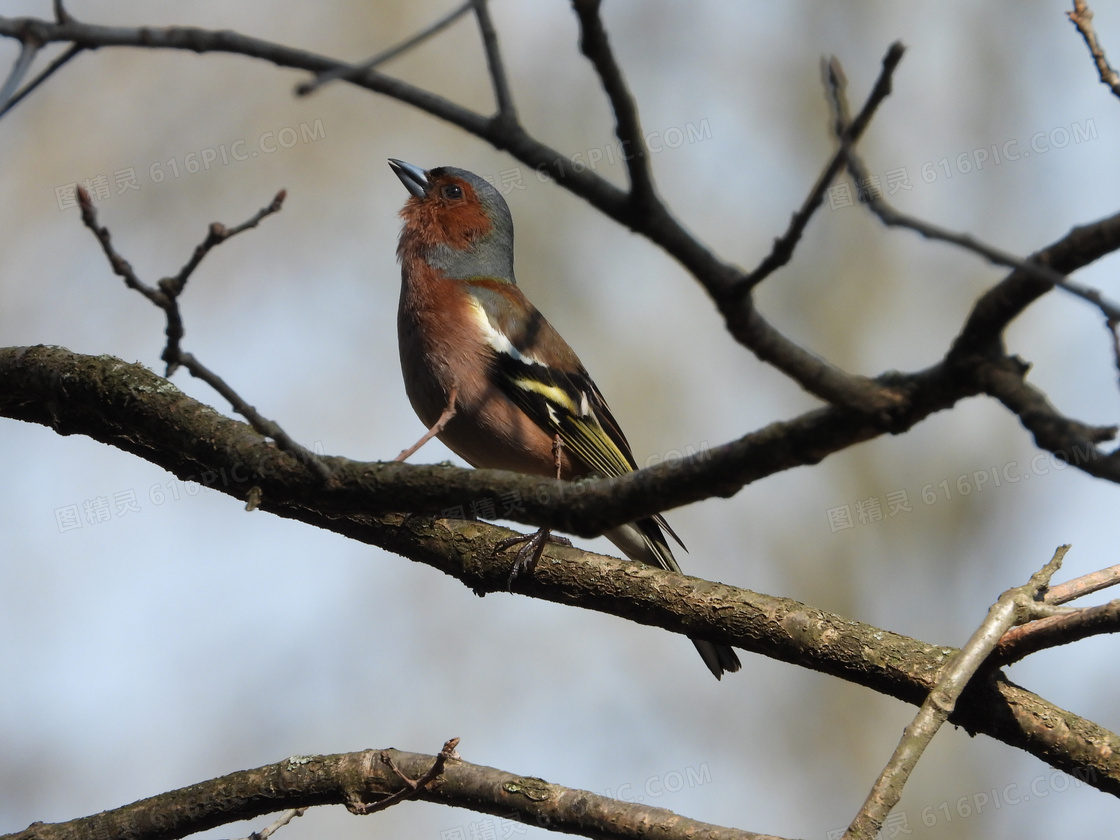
[501,351,635,477]
[466,281,685,549]
[495,350,685,547]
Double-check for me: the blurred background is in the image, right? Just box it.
[2,2,1119,838]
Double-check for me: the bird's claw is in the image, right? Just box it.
[497,528,570,588]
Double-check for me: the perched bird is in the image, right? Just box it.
[388,158,741,680]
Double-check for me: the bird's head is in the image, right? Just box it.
[389,159,515,283]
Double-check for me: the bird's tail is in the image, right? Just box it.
[603,519,741,680]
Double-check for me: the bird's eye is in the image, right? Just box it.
[441,184,463,200]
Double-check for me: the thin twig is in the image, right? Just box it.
[1045,562,1120,604]
[1056,276,1120,388]
[228,807,307,840]
[843,546,1071,840]
[161,189,288,302]
[0,42,81,118]
[176,350,329,480]
[993,561,1120,664]
[0,39,40,113]
[995,598,1120,665]
[296,1,472,96]
[472,0,516,124]
[75,187,331,481]
[822,59,1120,361]
[572,0,656,205]
[738,42,906,292]
[347,737,461,815]
[77,185,167,307]
[1069,0,1120,99]
[1057,274,1120,321]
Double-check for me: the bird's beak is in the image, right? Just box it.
[388,158,430,199]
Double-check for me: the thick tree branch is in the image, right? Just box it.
[3,345,1118,540]
[271,514,1120,801]
[1,345,1118,795]
[144,509,1120,799]
[1,743,780,840]
[0,346,967,535]
[977,359,1120,481]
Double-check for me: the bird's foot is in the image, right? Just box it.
[496,528,571,588]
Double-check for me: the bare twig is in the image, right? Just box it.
[0,38,40,113]
[993,561,1120,664]
[846,143,1120,322]
[472,0,516,124]
[995,599,1120,665]
[160,189,289,305]
[1045,562,1120,603]
[229,807,306,840]
[843,546,1072,840]
[823,52,1120,395]
[572,0,656,205]
[1069,0,1120,99]
[175,350,331,481]
[713,43,911,414]
[825,77,1057,286]
[1056,276,1120,389]
[76,185,166,306]
[348,737,461,815]
[75,187,331,481]
[295,1,472,96]
[0,42,81,118]
[739,42,906,292]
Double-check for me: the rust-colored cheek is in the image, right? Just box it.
[437,196,492,249]
[398,178,493,252]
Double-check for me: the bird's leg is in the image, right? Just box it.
[499,434,570,587]
[551,435,564,480]
[395,387,458,462]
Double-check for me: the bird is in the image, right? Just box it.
[388,158,741,680]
